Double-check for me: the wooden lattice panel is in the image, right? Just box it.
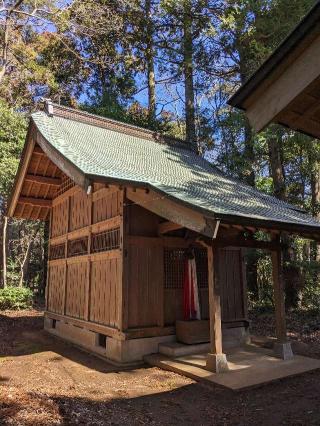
[47,264,65,314]
[164,248,208,289]
[91,228,120,253]
[51,198,69,237]
[89,257,120,327]
[56,175,75,197]
[92,190,121,224]
[69,191,91,231]
[68,237,88,257]
[49,243,66,260]
[65,262,88,319]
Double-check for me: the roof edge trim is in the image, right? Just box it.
[87,173,320,236]
[7,124,35,217]
[42,101,191,149]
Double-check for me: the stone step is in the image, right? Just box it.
[159,341,210,357]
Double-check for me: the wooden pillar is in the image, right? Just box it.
[206,245,229,373]
[271,248,293,360]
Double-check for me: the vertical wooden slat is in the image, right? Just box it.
[240,248,248,320]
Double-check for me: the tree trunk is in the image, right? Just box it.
[19,239,33,287]
[267,130,301,309]
[311,163,320,261]
[242,119,255,187]
[183,0,197,152]
[2,215,8,288]
[145,0,156,125]
[268,136,286,200]
[0,15,10,84]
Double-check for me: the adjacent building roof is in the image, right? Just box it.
[13,102,319,235]
[228,2,320,139]
[229,1,320,110]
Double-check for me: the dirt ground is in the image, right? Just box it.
[1,310,320,425]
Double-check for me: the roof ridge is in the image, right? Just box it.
[41,100,191,149]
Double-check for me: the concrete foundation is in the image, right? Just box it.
[44,316,250,365]
[105,334,176,364]
[44,316,175,364]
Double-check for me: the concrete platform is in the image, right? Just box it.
[145,345,320,390]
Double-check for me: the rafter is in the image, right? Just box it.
[25,174,61,187]
[19,197,52,208]
[158,221,183,235]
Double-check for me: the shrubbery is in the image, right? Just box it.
[0,287,33,310]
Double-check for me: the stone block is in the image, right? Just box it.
[206,353,229,373]
[274,341,294,360]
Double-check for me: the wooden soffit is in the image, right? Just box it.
[126,187,218,238]
[7,122,86,221]
[245,32,320,137]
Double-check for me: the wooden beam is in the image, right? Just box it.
[271,249,287,342]
[45,311,125,340]
[33,145,45,154]
[214,237,282,251]
[19,196,52,208]
[158,221,183,235]
[207,245,223,354]
[123,326,175,339]
[205,244,229,372]
[246,33,320,132]
[127,187,216,238]
[25,174,62,187]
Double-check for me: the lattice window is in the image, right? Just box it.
[67,237,88,257]
[91,228,120,253]
[49,243,65,260]
[56,174,75,196]
[164,249,185,289]
[164,248,208,289]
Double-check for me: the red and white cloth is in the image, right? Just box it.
[183,257,201,320]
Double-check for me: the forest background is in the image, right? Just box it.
[1,0,319,311]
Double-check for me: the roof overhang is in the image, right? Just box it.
[228,2,320,139]
[7,104,320,241]
[7,119,89,220]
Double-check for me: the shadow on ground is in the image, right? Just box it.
[1,310,320,425]
[0,311,144,374]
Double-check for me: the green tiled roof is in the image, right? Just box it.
[31,110,320,231]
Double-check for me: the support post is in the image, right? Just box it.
[206,245,229,373]
[271,249,293,360]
